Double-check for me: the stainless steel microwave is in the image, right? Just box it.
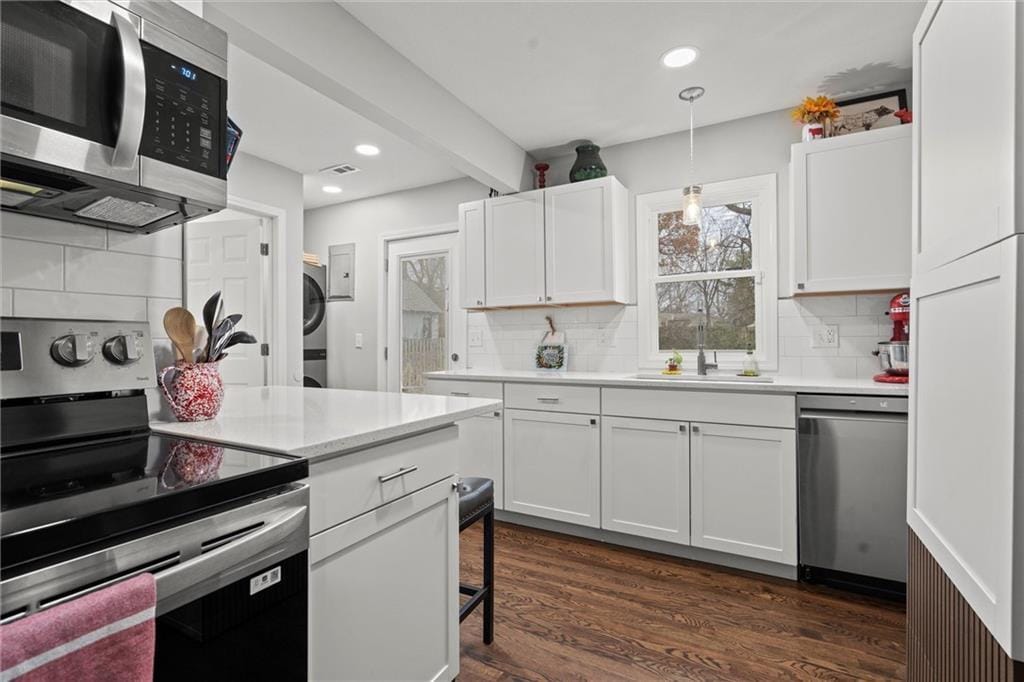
[0,1,228,232]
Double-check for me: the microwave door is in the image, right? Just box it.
[0,1,144,184]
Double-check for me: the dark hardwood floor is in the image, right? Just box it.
[458,521,906,681]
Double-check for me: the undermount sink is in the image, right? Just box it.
[633,373,775,384]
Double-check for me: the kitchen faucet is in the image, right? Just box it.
[696,313,718,376]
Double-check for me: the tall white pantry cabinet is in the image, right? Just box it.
[908,0,1024,662]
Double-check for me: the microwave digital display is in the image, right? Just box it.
[172,64,199,82]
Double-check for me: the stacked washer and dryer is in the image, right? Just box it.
[302,264,327,387]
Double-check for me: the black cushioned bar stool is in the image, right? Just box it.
[457,477,494,644]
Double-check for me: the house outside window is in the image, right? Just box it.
[636,173,778,371]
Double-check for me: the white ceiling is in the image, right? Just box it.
[343,1,924,155]
[226,45,463,209]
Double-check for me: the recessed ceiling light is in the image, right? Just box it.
[661,46,700,69]
[322,185,342,194]
[354,144,380,156]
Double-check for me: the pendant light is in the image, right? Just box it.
[679,86,705,227]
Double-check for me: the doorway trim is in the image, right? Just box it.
[376,222,460,391]
[183,194,288,387]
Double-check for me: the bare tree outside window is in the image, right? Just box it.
[656,202,755,352]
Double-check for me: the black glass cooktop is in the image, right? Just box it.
[1,433,307,572]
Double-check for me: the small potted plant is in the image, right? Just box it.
[792,95,841,140]
[665,350,683,374]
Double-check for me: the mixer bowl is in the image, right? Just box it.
[874,341,909,375]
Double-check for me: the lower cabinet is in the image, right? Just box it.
[601,416,690,544]
[690,422,797,564]
[456,409,505,510]
[309,477,459,682]
[504,408,601,527]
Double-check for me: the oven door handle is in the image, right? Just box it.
[110,12,146,169]
[155,504,307,615]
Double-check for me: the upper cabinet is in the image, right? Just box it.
[790,125,912,294]
[485,191,546,306]
[913,0,1020,274]
[458,200,487,308]
[459,176,631,309]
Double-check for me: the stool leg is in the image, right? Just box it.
[483,506,494,644]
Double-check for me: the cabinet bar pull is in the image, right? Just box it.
[450,391,471,397]
[692,425,700,433]
[679,424,687,433]
[493,411,501,418]
[590,418,597,425]
[379,466,419,483]
[536,397,560,403]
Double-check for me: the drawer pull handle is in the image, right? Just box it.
[536,397,560,403]
[450,391,471,397]
[692,425,700,434]
[679,424,687,433]
[379,466,419,483]
[493,411,501,418]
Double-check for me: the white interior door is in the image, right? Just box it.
[185,210,268,387]
[385,233,465,393]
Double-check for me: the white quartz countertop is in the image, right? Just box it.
[150,386,501,462]
[426,369,909,397]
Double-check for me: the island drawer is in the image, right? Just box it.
[423,378,503,400]
[505,383,600,414]
[309,425,459,534]
[602,388,796,429]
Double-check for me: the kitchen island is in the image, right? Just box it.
[153,385,501,682]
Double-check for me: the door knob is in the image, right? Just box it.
[450,352,459,362]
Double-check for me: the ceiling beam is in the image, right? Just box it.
[204,1,530,193]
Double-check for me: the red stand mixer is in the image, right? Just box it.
[873,292,910,383]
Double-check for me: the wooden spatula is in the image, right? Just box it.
[163,307,197,363]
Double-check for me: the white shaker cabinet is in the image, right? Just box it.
[459,200,487,308]
[690,422,797,565]
[913,0,1020,274]
[504,408,600,527]
[791,124,912,293]
[453,410,505,510]
[310,477,459,682]
[485,190,546,306]
[544,177,629,304]
[601,416,690,545]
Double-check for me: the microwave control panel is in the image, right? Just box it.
[139,42,226,180]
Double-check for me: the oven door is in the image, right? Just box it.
[0,484,310,680]
[0,1,145,185]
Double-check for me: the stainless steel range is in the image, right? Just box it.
[0,317,309,679]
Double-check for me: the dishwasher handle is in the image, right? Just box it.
[799,410,907,425]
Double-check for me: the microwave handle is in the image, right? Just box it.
[110,13,146,168]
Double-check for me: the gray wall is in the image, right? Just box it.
[304,176,488,390]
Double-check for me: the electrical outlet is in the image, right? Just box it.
[468,329,483,347]
[811,325,839,348]
[354,333,363,349]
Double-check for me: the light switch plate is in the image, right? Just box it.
[468,329,483,347]
[355,333,363,349]
[811,324,839,348]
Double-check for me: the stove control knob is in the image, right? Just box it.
[102,334,142,365]
[50,334,95,367]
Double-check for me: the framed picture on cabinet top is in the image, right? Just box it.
[832,89,908,136]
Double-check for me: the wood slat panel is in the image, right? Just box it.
[908,529,1023,681]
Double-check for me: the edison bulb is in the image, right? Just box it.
[682,185,702,226]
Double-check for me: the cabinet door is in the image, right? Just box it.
[504,409,600,527]
[690,422,796,564]
[791,125,911,293]
[601,416,690,544]
[458,409,505,510]
[913,1,1018,273]
[544,178,620,304]
[459,200,487,308]
[485,191,545,306]
[310,477,459,682]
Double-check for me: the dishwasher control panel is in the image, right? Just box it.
[797,394,908,414]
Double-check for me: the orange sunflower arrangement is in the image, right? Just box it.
[792,95,841,140]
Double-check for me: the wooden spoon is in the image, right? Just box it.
[163,307,198,363]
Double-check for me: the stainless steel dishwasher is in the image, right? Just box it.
[798,394,908,598]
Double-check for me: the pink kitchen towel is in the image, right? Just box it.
[0,573,156,682]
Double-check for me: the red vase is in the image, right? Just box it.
[159,361,224,422]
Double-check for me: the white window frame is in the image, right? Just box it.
[636,173,778,372]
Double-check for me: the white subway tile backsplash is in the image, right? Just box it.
[801,357,859,379]
[13,290,147,321]
[838,335,882,358]
[782,335,838,358]
[147,297,183,337]
[1,238,63,290]
[65,247,181,298]
[1,214,107,249]
[820,316,879,337]
[107,225,183,259]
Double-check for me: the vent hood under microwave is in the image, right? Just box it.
[0,1,229,233]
